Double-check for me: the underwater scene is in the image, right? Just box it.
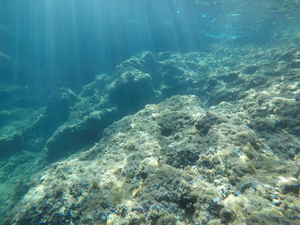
[0,0,300,224]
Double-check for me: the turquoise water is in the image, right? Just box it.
[0,1,300,224]
[2,0,296,94]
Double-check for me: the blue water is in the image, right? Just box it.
[1,1,300,224]
[1,0,292,95]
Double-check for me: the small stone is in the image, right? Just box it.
[278,177,300,195]
[100,214,107,221]
[220,208,234,221]
[273,199,282,206]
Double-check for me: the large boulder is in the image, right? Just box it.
[30,87,78,138]
[45,108,117,161]
[108,69,156,115]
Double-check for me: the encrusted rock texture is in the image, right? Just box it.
[5,71,300,224]
[1,39,300,224]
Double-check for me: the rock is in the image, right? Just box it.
[0,107,41,157]
[5,94,300,224]
[277,177,300,195]
[0,132,24,158]
[243,65,260,74]
[195,112,227,136]
[41,46,300,162]
[108,69,155,114]
[30,87,78,138]
[46,108,117,161]
[2,42,300,224]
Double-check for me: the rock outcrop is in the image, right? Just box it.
[5,92,299,224]
[1,41,300,224]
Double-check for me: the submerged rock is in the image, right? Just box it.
[1,41,300,224]
[5,93,300,224]
[43,44,300,162]
[32,87,78,136]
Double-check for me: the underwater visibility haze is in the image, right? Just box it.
[0,0,300,224]
[1,0,285,95]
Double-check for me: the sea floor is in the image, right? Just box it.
[1,38,300,224]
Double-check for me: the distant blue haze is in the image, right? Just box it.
[0,0,284,94]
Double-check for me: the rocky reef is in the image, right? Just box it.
[1,38,300,224]
[4,91,300,224]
